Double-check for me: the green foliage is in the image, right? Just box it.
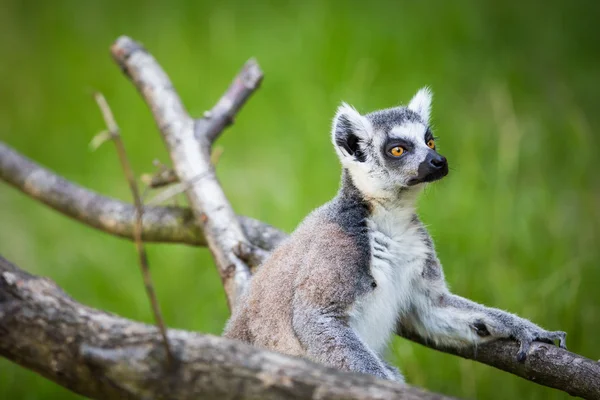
[0,1,598,398]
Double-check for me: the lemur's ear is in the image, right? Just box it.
[408,87,433,122]
[332,103,371,162]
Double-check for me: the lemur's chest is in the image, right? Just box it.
[349,209,430,354]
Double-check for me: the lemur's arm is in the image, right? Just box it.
[403,264,566,361]
[292,301,397,380]
[290,242,398,381]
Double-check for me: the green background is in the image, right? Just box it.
[1,1,598,399]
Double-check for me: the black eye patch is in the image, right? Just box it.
[384,138,415,156]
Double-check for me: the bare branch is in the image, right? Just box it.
[397,327,600,399]
[111,36,263,309]
[0,255,449,400]
[0,142,287,250]
[93,92,173,364]
[199,59,263,143]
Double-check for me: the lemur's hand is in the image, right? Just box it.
[513,327,567,362]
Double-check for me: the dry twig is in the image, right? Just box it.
[142,167,179,189]
[93,91,173,364]
[141,149,223,191]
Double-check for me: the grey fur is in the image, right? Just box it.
[224,88,567,381]
[421,254,442,281]
[367,107,423,132]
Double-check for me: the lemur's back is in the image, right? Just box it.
[223,221,309,355]
[223,207,322,356]
[224,192,372,357]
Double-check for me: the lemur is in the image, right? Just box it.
[224,88,567,382]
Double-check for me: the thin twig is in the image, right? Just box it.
[93,92,173,364]
[141,167,179,189]
[146,171,209,206]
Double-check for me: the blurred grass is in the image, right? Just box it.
[0,0,598,399]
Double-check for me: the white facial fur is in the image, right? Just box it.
[332,87,436,201]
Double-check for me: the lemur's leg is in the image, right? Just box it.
[404,288,567,361]
[292,304,401,381]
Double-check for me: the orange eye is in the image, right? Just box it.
[390,146,404,157]
[427,139,436,149]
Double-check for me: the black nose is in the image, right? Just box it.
[408,152,449,185]
[429,155,447,169]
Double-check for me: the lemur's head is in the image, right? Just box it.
[332,87,448,200]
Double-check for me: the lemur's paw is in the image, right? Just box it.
[532,329,567,350]
[538,330,567,349]
[515,330,567,362]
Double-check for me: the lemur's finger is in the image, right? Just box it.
[556,331,567,349]
[517,340,531,362]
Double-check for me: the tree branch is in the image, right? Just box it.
[0,141,287,251]
[397,328,600,399]
[0,255,448,400]
[111,36,263,309]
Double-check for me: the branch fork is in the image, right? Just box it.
[111,36,263,309]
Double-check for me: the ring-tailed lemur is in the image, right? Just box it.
[224,88,567,382]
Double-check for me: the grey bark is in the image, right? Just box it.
[111,36,263,309]
[397,327,600,399]
[0,141,287,251]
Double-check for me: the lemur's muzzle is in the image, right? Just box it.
[408,152,449,185]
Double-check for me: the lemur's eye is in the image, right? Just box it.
[390,146,404,157]
[427,139,436,149]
